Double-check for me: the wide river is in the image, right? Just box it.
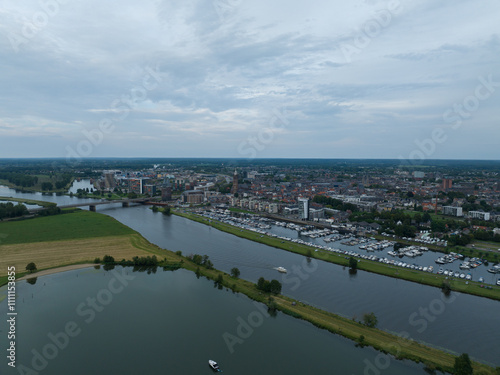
[0,267,427,374]
[1,183,499,367]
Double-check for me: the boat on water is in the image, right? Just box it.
[275,266,287,273]
[209,360,221,372]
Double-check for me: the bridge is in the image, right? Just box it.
[28,198,150,212]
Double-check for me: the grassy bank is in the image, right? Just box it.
[0,210,177,277]
[0,196,57,208]
[173,210,500,301]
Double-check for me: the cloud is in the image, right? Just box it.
[0,0,499,159]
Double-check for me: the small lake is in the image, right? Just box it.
[0,268,428,375]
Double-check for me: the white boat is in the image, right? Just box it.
[209,360,221,372]
[275,266,287,273]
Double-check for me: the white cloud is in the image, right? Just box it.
[0,0,499,158]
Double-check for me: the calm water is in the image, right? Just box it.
[1,183,499,365]
[0,268,428,375]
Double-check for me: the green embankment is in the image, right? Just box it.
[173,210,500,301]
[0,196,56,208]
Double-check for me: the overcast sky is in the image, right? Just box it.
[0,0,499,160]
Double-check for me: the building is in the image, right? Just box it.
[181,190,204,204]
[231,170,239,195]
[298,197,309,220]
[268,203,279,214]
[468,211,490,221]
[413,171,425,179]
[442,178,453,191]
[161,186,172,201]
[442,206,463,217]
[309,208,324,220]
[104,172,116,190]
[143,185,156,197]
[128,178,146,195]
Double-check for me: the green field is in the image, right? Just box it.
[174,210,500,301]
[0,210,135,245]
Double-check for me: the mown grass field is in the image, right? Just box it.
[0,210,176,277]
[174,210,500,301]
[0,210,135,245]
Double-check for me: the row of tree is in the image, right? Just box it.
[257,277,282,294]
[0,172,38,187]
[0,202,28,219]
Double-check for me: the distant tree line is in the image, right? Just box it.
[0,172,38,187]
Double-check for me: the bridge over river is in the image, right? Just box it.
[28,198,152,212]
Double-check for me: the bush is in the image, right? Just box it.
[102,255,115,264]
[362,312,378,328]
[26,262,37,273]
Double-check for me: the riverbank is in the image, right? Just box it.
[16,263,96,281]
[0,210,178,281]
[0,196,56,208]
[173,210,500,301]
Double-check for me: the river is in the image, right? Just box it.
[0,267,427,374]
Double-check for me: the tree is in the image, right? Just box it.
[453,353,473,375]
[102,255,115,264]
[230,267,240,278]
[348,256,358,271]
[362,312,378,328]
[41,182,53,191]
[257,277,267,291]
[269,279,282,295]
[26,262,37,273]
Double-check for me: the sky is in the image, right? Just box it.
[0,0,499,161]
